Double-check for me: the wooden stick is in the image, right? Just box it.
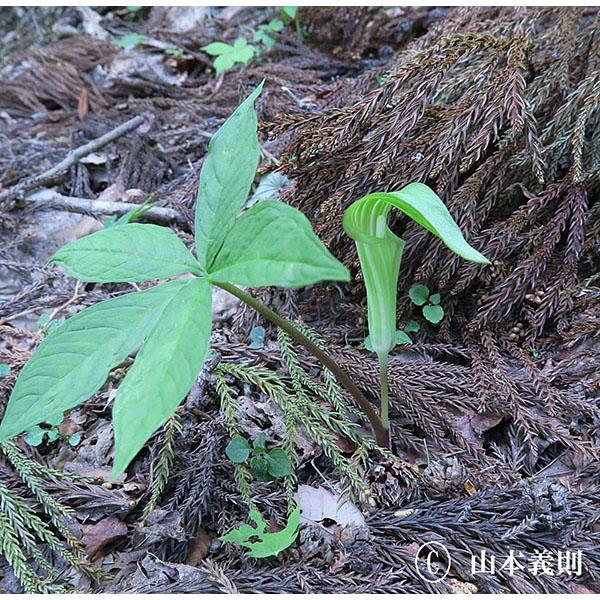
[0,115,145,208]
[23,189,188,229]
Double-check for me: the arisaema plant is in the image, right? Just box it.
[343,184,490,444]
[0,82,385,479]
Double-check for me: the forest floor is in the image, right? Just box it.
[0,6,598,594]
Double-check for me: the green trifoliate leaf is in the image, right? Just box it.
[207,200,349,288]
[201,42,234,56]
[112,278,212,479]
[47,428,59,442]
[254,30,276,51]
[0,281,188,444]
[50,224,201,282]
[423,304,444,324]
[343,182,489,357]
[195,83,263,269]
[226,437,251,463]
[265,448,292,478]
[429,293,441,305]
[409,285,429,306]
[220,505,300,558]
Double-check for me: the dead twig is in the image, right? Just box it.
[22,189,188,229]
[0,115,146,210]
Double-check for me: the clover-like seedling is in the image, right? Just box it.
[201,38,255,76]
[226,433,292,481]
[409,284,444,324]
[344,183,490,440]
[0,82,352,480]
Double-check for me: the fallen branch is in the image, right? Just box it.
[0,115,145,210]
[23,189,189,229]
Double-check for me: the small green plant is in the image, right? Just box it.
[253,18,284,52]
[344,184,490,442]
[201,38,255,76]
[409,284,444,324]
[24,412,80,448]
[226,433,292,481]
[220,504,300,558]
[114,32,146,49]
[0,364,10,378]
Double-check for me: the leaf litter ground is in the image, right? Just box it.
[0,6,598,594]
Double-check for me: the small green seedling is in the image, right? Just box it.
[409,284,444,324]
[226,433,292,481]
[114,33,146,49]
[24,413,80,447]
[201,38,255,76]
[344,183,490,442]
[220,505,300,558]
[0,364,10,378]
[254,18,284,52]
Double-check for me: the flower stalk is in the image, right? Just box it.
[215,281,390,447]
[344,183,491,447]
